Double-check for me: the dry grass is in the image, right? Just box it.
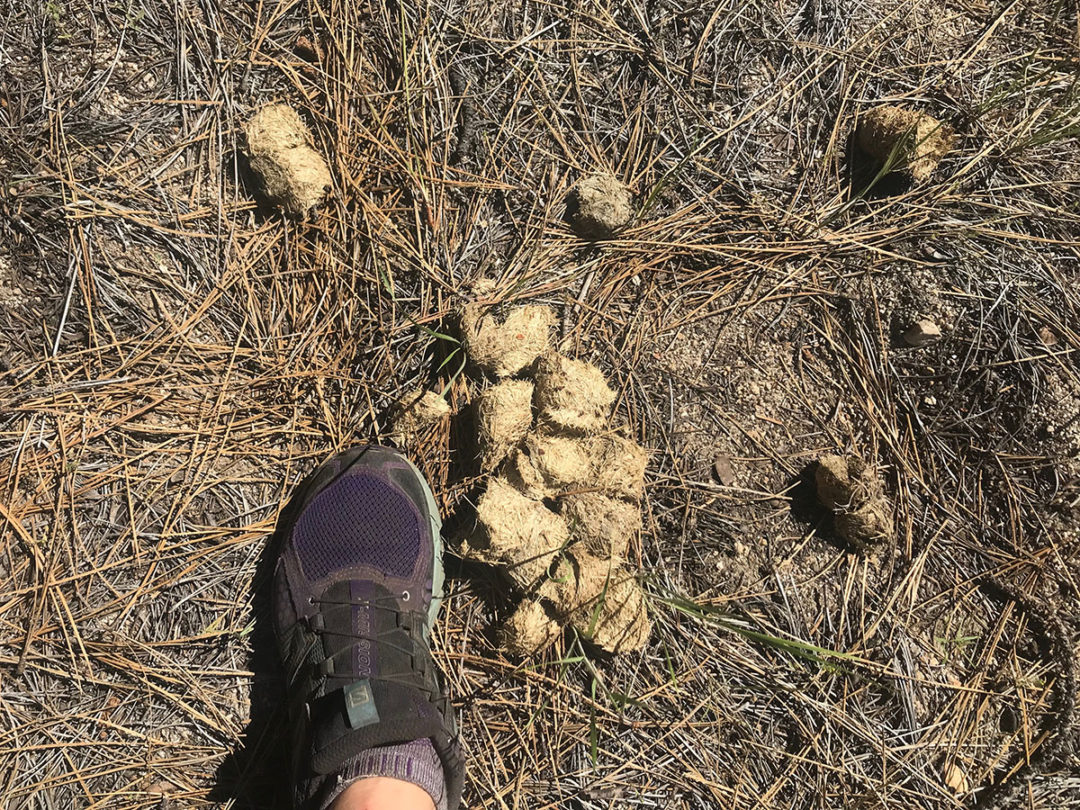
[0,0,1078,808]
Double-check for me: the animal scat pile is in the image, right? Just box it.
[815,454,893,550]
[454,297,651,656]
[243,104,332,216]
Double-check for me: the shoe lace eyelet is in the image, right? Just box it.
[402,590,411,602]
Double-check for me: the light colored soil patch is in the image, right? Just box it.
[1036,368,1080,479]
[0,253,29,310]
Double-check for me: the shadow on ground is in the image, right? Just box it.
[787,461,852,555]
[211,529,293,810]
[844,132,915,201]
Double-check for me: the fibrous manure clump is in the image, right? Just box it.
[244,104,332,215]
[566,172,633,239]
[458,301,555,378]
[855,105,952,183]
[815,454,893,550]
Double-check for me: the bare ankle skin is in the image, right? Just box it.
[330,776,436,810]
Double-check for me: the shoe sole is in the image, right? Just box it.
[399,453,445,635]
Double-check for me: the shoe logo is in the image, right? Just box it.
[344,679,380,729]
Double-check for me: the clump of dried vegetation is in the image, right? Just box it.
[0,0,1078,808]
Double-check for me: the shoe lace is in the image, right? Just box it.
[294,593,446,710]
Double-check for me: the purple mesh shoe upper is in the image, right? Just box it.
[292,472,421,582]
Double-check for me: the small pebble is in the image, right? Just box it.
[713,453,736,486]
[903,319,942,347]
[944,762,969,794]
[1038,326,1058,346]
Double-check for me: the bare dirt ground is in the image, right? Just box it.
[1,0,1079,808]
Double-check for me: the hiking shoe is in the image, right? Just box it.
[271,445,463,810]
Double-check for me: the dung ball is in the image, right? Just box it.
[466,477,571,590]
[506,432,594,499]
[815,454,893,549]
[855,106,952,183]
[389,390,450,441]
[475,379,535,471]
[244,104,332,215]
[560,491,641,559]
[566,173,633,239]
[543,551,651,654]
[500,599,562,658]
[459,302,554,378]
[533,353,615,434]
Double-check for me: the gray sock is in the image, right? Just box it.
[322,738,447,810]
